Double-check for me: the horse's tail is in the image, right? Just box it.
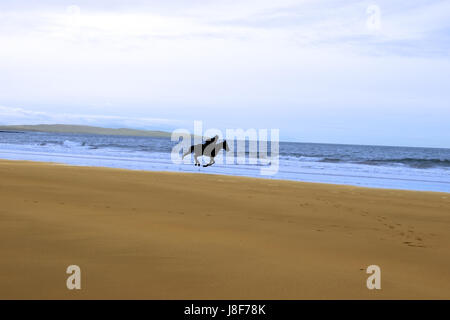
[182,145,194,159]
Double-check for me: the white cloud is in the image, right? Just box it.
[0,105,183,129]
[1,1,448,57]
[0,0,449,146]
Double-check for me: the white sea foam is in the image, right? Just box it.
[0,140,449,193]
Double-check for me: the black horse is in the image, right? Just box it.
[182,140,230,167]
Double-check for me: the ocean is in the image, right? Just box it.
[0,130,449,192]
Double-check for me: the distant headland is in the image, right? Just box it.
[0,124,173,137]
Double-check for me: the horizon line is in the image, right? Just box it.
[1,123,448,150]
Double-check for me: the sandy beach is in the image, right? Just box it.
[0,159,449,299]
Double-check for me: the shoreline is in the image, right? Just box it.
[0,159,449,299]
[0,156,449,194]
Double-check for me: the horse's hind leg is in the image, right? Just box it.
[194,155,200,166]
[182,146,194,159]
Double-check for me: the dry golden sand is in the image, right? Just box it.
[0,159,449,299]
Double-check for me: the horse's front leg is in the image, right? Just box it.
[203,157,215,167]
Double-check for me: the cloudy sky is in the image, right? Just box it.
[0,0,449,147]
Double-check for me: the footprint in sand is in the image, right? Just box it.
[403,241,425,248]
[299,203,311,208]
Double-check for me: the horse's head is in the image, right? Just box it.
[223,140,230,152]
